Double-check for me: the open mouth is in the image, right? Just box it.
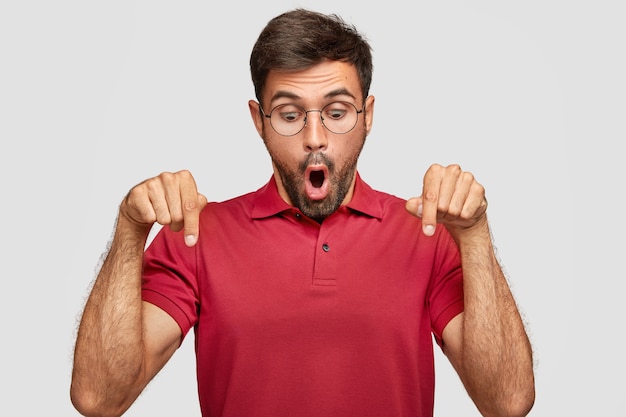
[310,170,325,188]
[304,165,330,200]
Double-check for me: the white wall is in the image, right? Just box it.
[1,1,623,415]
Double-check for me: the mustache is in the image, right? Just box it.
[299,153,334,171]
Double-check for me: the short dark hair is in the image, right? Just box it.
[250,9,373,104]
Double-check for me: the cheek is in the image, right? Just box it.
[264,138,297,164]
[339,135,366,159]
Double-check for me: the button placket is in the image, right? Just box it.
[312,225,336,286]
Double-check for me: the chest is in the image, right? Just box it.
[195,214,434,350]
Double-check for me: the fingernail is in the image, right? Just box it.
[417,204,423,217]
[423,225,435,236]
[185,235,196,246]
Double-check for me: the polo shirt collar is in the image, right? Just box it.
[251,176,292,219]
[251,172,383,220]
[346,172,383,219]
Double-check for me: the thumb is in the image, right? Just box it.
[405,197,423,218]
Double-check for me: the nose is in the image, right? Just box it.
[302,110,328,152]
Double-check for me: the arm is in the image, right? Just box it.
[406,164,535,417]
[70,170,207,417]
[441,220,534,417]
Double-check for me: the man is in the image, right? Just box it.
[71,8,535,417]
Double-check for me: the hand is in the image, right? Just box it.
[120,170,208,246]
[405,164,487,237]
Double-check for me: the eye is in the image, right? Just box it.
[282,112,300,122]
[275,104,305,123]
[323,102,350,120]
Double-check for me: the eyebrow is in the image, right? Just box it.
[269,88,358,105]
[325,88,357,100]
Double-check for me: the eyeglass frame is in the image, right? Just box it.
[259,101,365,137]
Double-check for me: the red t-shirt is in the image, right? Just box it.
[142,173,464,417]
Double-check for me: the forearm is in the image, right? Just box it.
[453,220,535,417]
[71,215,151,416]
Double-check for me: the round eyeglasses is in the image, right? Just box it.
[260,101,364,136]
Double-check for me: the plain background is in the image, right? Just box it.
[1,0,624,415]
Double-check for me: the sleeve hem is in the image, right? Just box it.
[431,299,464,348]
[142,288,194,339]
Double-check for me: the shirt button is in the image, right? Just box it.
[322,243,330,252]
[295,213,301,219]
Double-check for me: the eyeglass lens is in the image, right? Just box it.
[268,101,360,136]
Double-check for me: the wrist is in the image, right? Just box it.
[115,210,153,246]
[447,216,491,246]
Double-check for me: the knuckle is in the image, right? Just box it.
[461,206,476,220]
[145,178,163,193]
[178,169,192,178]
[447,202,461,217]
[169,211,184,224]
[424,190,438,202]
[428,163,443,173]
[156,211,172,225]
[159,171,176,185]
[125,185,144,201]
[460,171,475,182]
[183,198,198,212]
[471,181,485,196]
[134,203,157,224]
[176,169,195,185]
[445,164,462,176]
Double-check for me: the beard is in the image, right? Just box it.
[265,138,366,221]
[274,152,357,222]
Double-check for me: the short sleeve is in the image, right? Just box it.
[142,226,200,338]
[427,229,464,348]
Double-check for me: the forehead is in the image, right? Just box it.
[264,60,362,105]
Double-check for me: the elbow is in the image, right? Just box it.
[479,386,536,417]
[518,386,536,417]
[70,380,95,416]
[506,375,536,417]
[70,381,129,417]
[503,391,535,417]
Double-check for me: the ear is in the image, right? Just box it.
[248,100,264,137]
[364,95,375,135]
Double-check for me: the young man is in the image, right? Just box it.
[71,8,535,417]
